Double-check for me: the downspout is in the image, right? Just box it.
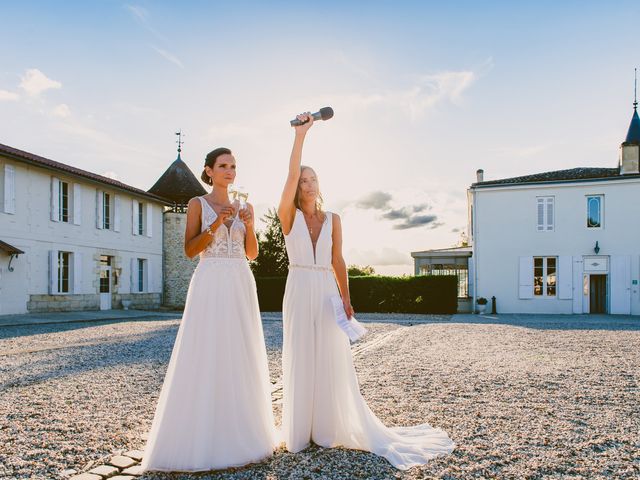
[472,187,478,312]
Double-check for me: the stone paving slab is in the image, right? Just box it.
[124,450,144,462]
[70,474,102,480]
[88,464,120,477]
[109,455,138,469]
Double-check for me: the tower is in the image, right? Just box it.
[619,69,640,175]
[149,131,207,308]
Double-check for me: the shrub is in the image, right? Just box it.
[254,275,457,314]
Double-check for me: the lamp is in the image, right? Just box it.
[594,241,600,255]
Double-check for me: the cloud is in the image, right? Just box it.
[52,104,71,118]
[347,247,412,266]
[393,215,439,230]
[356,191,392,210]
[151,45,184,68]
[355,191,438,230]
[19,69,62,96]
[0,90,19,101]
[125,4,148,22]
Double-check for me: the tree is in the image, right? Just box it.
[348,264,376,276]
[250,208,289,277]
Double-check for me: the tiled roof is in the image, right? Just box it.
[472,167,635,187]
[0,143,171,204]
[148,154,206,206]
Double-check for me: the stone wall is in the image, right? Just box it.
[163,212,198,308]
[27,293,161,312]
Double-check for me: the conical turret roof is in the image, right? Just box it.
[624,107,640,144]
[148,153,206,206]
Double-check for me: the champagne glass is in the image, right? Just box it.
[235,186,249,210]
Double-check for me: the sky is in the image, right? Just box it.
[1,1,638,274]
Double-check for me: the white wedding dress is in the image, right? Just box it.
[282,209,455,470]
[141,197,278,472]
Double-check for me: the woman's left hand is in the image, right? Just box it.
[342,298,354,319]
[239,207,254,229]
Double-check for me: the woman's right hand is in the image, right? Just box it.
[218,204,236,224]
[293,112,314,135]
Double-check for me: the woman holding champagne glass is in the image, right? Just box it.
[277,113,455,470]
[142,147,278,472]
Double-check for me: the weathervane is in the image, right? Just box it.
[634,68,638,110]
[175,129,185,156]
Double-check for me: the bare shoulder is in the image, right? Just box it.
[187,197,202,211]
[331,212,342,225]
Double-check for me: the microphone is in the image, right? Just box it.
[290,107,334,126]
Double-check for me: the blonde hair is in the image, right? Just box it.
[294,165,323,213]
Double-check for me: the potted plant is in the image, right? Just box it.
[476,297,488,314]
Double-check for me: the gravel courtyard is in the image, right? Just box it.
[1,313,638,479]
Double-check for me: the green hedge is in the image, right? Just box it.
[255,275,457,314]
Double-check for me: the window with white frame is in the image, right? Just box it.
[103,192,111,229]
[138,202,144,235]
[57,251,71,293]
[96,190,120,231]
[51,177,81,224]
[536,196,554,231]
[586,195,603,228]
[132,200,151,237]
[137,258,146,292]
[533,256,557,297]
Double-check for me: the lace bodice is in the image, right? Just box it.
[198,197,246,259]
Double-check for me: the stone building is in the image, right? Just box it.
[149,148,206,309]
[0,143,169,314]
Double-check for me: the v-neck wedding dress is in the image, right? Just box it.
[141,196,278,472]
[281,209,455,470]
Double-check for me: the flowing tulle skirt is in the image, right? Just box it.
[142,258,279,472]
[282,269,455,470]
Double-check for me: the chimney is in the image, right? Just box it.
[476,169,484,183]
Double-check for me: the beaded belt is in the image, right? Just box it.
[289,263,333,272]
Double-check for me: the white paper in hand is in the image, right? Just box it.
[331,295,367,342]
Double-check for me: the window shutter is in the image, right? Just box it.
[51,177,60,222]
[518,256,533,299]
[96,190,103,229]
[558,256,572,299]
[73,184,82,225]
[546,197,554,231]
[536,198,544,231]
[146,203,153,237]
[114,194,121,232]
[572,257,583,313]
[73,252,83,294]
[132,199,139,235]
[146,259,152,292]
[49,250,57,294]
[130,257,137,293]
[4,164,15,214]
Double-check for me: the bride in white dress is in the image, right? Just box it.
[141,147,278,472]
[277,114,455,470]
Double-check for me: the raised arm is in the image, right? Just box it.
[278,112,313,235]
[331,213,354,318]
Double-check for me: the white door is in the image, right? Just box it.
[99,265,112,310]
[610,255,631,315]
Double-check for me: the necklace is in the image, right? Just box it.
[303,209,321,235]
